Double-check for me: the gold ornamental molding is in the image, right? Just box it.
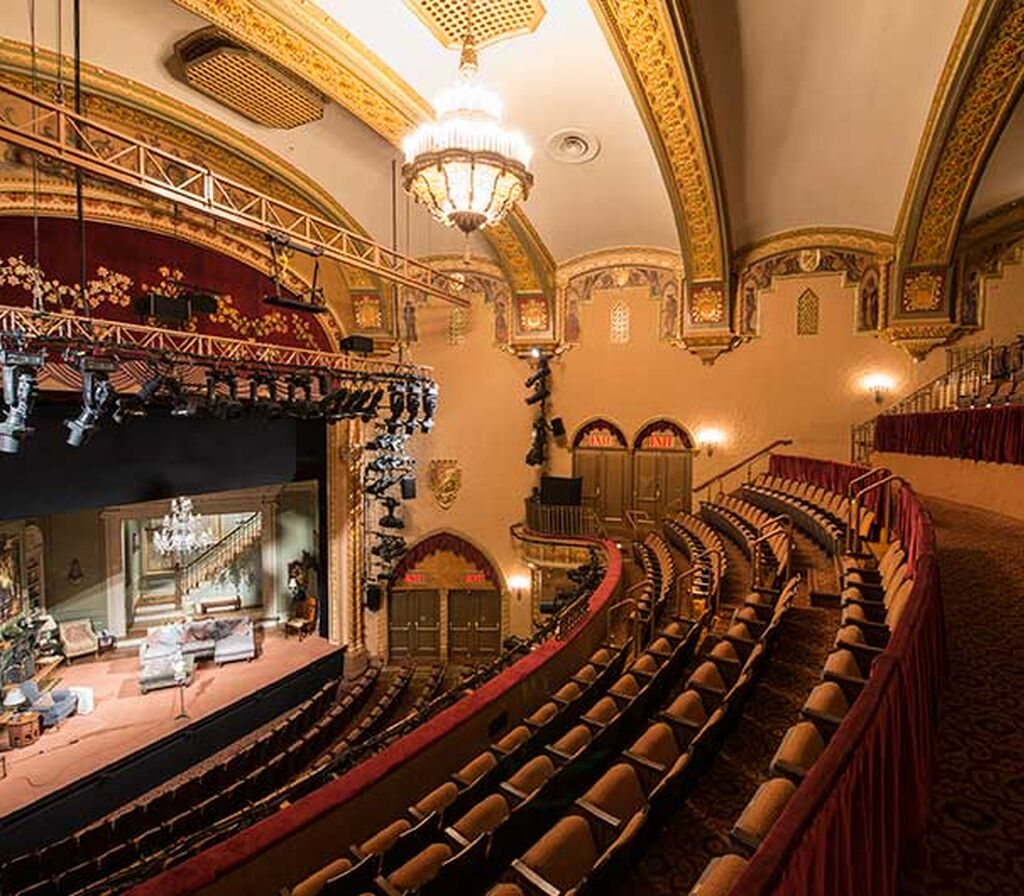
[960,195,1024,247]
[556,245,684,287]
[588,0,729,286]
[168,0,555,297]
[732,228,895,272]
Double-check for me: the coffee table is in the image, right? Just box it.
[139,654,195,694]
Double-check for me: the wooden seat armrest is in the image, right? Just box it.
[545,745,577,764]
[580,717,611,733]
[499,782,531,803]
[622,751,668,775]
[511,860,563,896]
[444,826,471,849]
[772,760,809,783]
[840,640,884,665]
[822,672,866,704]
[573,798,623,831]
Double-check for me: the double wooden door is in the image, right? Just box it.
[574,448,631,524]
[447,590,501,660]
[633,450,693,521]
[388,590,440,660]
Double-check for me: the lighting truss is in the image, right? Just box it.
[0,82,468,308]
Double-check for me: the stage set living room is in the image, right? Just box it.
[1,2,1023,896]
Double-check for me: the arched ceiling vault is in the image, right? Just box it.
[167,0,557,299]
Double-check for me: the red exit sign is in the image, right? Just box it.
[404,572,427,584]
[465,572,486,584]
[584,432,618,448]
[645,433,677,450]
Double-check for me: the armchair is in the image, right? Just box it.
[59,619,99,661]
[284,596,317,639]
[20,679,78,728]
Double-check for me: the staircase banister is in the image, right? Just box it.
[179,510,261,585]
[692,438,794,494]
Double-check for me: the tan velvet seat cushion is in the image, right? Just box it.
[610,674,641,698]
[710,641,739,663]
[824,649,863,680]
[628,722,679,766]
[551,724,592,757]
[581,763,646,820]
[733,777,796,843]
[803,682,850,719]
[486,885,525,896]
[506,755,555,796]
[553,682,583,703]
[387,843,452,891]
[662,621,687,638]
[573,664,598,684]
[691,854,748,895]
[663,690,707,726]
[631,654,660,675]
[687,661,726,692]
[726,622,753,641]
[648,636,673,656]
[589,648,613,665]
[413,781,459,817]
[291,857,353,896]
[494,725,531,753]
[358,818,411,856]
[582,697,619,725]
[770,722,825,777]
[453,793,510,840]
[455,751,498,786]
[526,702,559,726]
[521,815,597,891]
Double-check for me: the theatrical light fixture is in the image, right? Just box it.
[861,372,894,405]
[695,427,726,458]
[65,357,118,448]
[524,355,550,406]
[378,496,405,529]
[526,415,548,467]
[0,349,45,454]
[421,382,439,432]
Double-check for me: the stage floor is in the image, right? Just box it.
[0,630,338,817]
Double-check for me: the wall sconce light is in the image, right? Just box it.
[508,573,531,601]
[695,427,725,458]
[861,373,895,405]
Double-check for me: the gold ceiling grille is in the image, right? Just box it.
[405,0,546,49]
[175,28,324,130]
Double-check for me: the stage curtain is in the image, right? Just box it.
[735,459,944,896]
[875,405,1024,465]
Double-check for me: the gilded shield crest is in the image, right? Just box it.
[429,459,461,510]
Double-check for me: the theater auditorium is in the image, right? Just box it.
[0,1,1022,895]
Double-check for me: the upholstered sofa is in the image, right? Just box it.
[19,679,78,728]
[139,618,256,667]
[58,619,99,661]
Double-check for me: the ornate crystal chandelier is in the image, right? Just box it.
[153,497,215,558]
[402,1,533,237]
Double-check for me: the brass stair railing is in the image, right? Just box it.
[693,438,795,501]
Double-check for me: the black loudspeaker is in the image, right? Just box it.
[550,417,566,438]
[540,475,583,506]
[400,475,417,499]
[339,335,374,354]
[365,583,383,611]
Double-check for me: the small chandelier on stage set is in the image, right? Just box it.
[153,496,215,558]
[402,0,533,238]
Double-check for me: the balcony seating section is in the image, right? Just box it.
[1,666,379,896]
[285,563,710,896]
[493,578,800,896]
[633,533,677,625]
[701,495,791,589]
[705,458,943,896]
[955,365,1024,408]
[663,512,728,608]
[740,476,850,554]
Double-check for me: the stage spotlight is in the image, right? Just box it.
[387,382,406,423]
[420,382,438,432]
[525,415,548,467]
[378,496,404,529]
[0,349,45,455]
[524,355,550,406]
[360,388,384,423]
[250,375,283,418]
[65,359,117,447]
[404,382,421,421]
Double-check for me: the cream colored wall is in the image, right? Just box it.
[396,263,1024,624]
[43,509,107,628]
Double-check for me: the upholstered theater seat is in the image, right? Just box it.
[687,661,728,702]
[582,696,620,726]
[589,648,614,666]
[769,722,826,781]
[411,782,459,819]
[358,818,411,857]
[493,725,532,756]
[451,794,510,842]
[504,756,556,799]
[385,843,452,892]
[552,682,583,705]
[626,722,680,769]
[609,674,641,699]
[802,681,851,732]
[549,724,592,760]
[730,777,797,854]
[290,857,352,896]
[572,664,598,684]
[578,763,647,822]
[660,690,708,746]
[485,885,524,896]
[648,636,674,656]
[524,702,559,728]
[690,853,748,895]
[454,752,498,787]
[517,815,598,892]
[630,654,661,678]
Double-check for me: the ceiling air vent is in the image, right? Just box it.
[405,0,545,49]
[173,27,324,130]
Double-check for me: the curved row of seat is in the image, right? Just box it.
[491,579,799,896]
[634,532,677,624]
[4,667,370,896]
[701,495,791,588]
[740,479,845,553]
[690,539,913,893]
[957,370,1024,407]
[284,636,645,896]
[663,511,728,608]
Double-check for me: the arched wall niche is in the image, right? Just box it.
[382,530,508,664]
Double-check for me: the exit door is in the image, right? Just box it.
[448,590,501,660]
[388,590,440,660]
[634,451,693,521]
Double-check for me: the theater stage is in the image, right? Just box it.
[0,630,340,826]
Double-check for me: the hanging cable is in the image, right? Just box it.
[72,0,90,320]
[28,0,43,312]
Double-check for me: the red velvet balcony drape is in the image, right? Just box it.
[735,457,944,896]
[875,405,1024,465]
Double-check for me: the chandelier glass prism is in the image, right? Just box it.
[402,11,533,236]
[153,496,216,558]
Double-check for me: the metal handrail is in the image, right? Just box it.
[693,438,795,500]
[848,474,904,554]
[750,516,792,588]
[674,545,724,616]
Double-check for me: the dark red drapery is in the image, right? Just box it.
[768,454,882,510]
[388,532,500,587]
[874,405,1024,465]
[735,456,945,896]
